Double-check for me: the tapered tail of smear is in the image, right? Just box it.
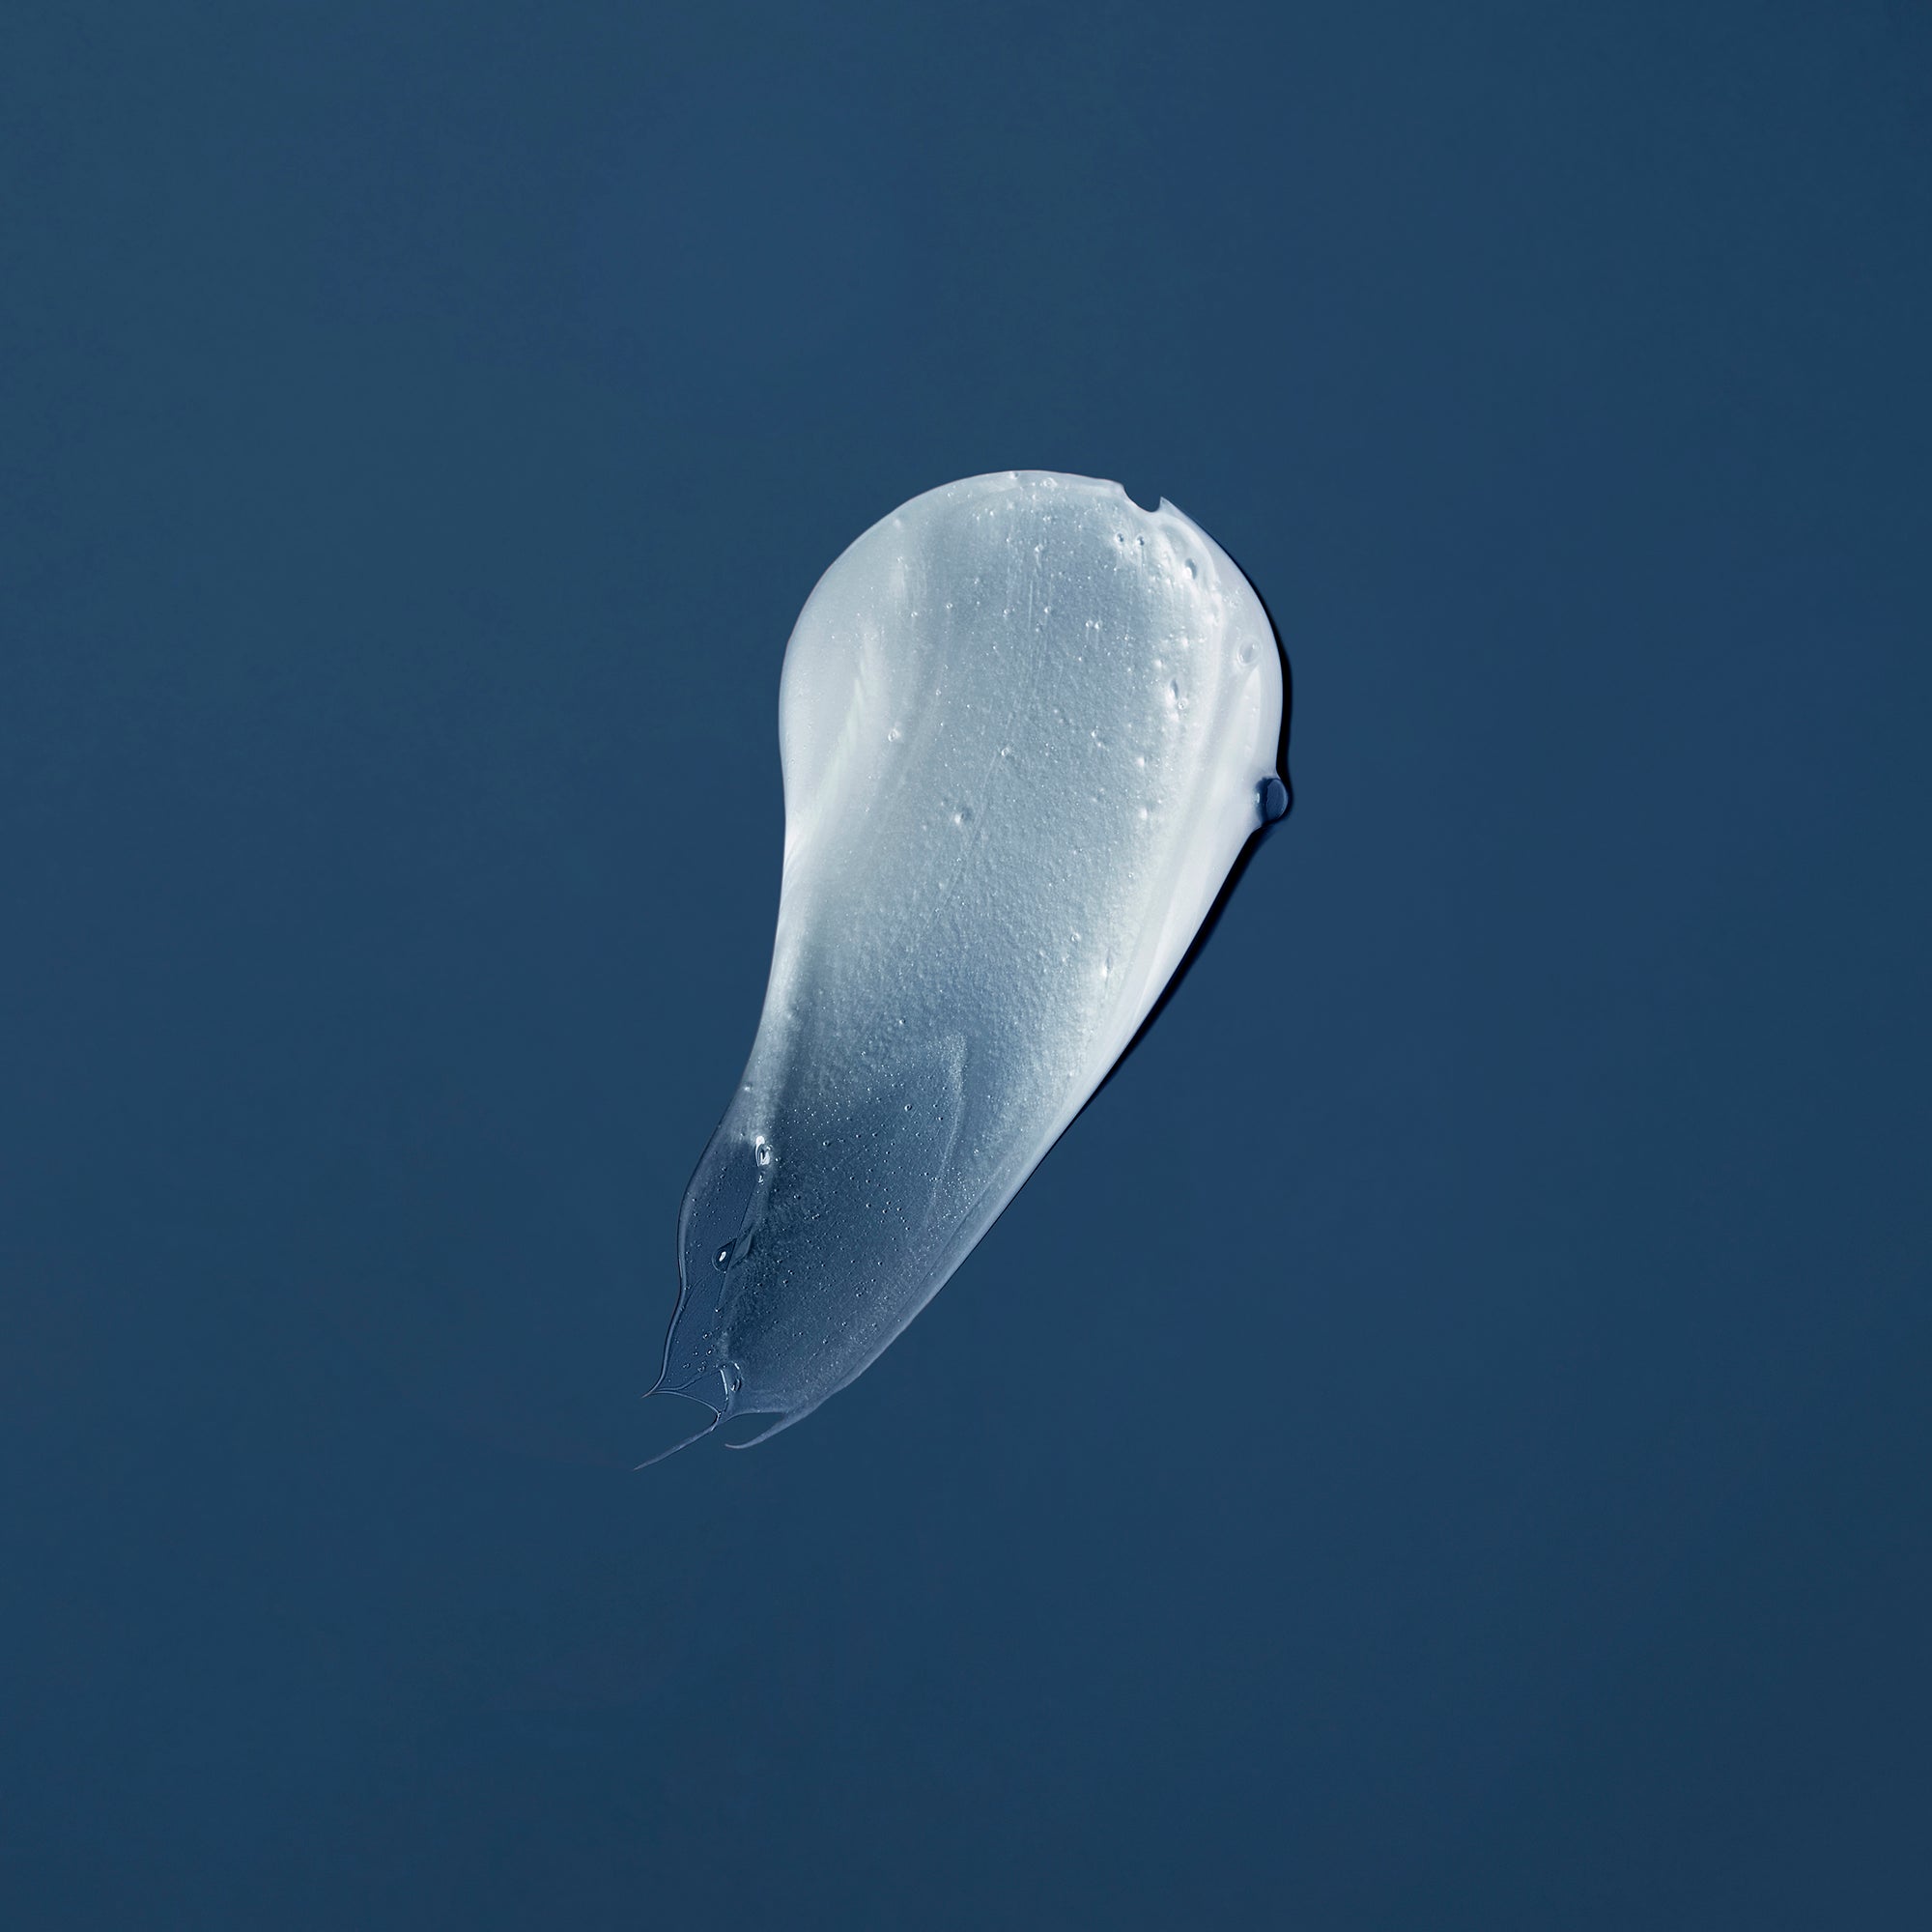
[633,1398,724,1469]
[635,1355,745,1470]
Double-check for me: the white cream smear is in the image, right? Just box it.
[650,471,1288,1454]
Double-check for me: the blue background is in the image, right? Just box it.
[4,3,1928,1925]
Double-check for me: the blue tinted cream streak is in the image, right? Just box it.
[645,471,1288,1457]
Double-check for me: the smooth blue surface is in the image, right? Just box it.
[3,4,1927,1926]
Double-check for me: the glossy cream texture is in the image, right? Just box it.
[656,472,1284,1444]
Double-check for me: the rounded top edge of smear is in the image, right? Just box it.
[850,470,1266,614]
[881,469,1179,526]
